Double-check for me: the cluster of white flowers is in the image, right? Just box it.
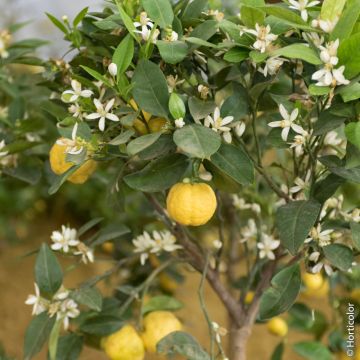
[0,30,11,59]
[311,17,339,33]
[311,39,349,87]
[268,104,306,143]
[321,194,360,224]
[133,230,182,265]
[239,219,257,243]
[305,223,334,247]
[61,79,119,132]
[244,24,278,53]
[257,233,280,260]
[259,57,286,77]
[232,195,261,214]
[51,225,94,264]
[211,321,228,345]
[288,0,320,22]
[25,284,80,330]
[308,251,333,275]
[56,122,84,155]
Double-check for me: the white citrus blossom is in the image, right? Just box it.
[58,299,80,330]
[166,31,179,42]
[302,32,324,47]
[134,11,153,30]
[74,243,95,264]
[68,103,83,119]
[342,208,360,223]
[213,239,223,249]
[211,321,228,343]
[235,122,246,137]
[259,57,286,77]
[133,12,159,43]
[257,234,280,260]
[205,106,234,143]
[25,283,49,315]
[311,17,338,33]
[240,219,258,243]
[268,104,304,141]
[232,195,261,214]
[133,231,155,265]
[288,0,320,22]
[108,62,118,77]
[50,225,80,253]
[305,224,333,247]
[61,80,93,103]
[56,122,84,155]
[319,39,339,65]
[289,134,307,156]
[309,251,333,275]
[290,171,311,194]
[0,139,8,157]
[245,24,278,53]
[86,98,120,131]
[198,84,209,100]
[312,65,349,87]
[175,118,185,128]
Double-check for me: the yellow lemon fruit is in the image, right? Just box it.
[303,279,329,298]
[244,291,255,304]
[102,325,145,360]
[129,99,152,122]
[102,241,115,254]
[166,182,217,226]
[133,118,148,135]
[266,317,288,337]
[141,311,182,353]
[148,117,168,133]
[49,141,97,184]
[303,272,324,291]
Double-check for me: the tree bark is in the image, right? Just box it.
[230,325,252,360]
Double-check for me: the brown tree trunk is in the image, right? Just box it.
[230,325,252,360]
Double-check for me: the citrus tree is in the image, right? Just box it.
[1,0,359,359]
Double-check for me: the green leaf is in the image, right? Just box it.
[321,0,346,21]
[221,84,249,120]
[323,244,353,271]
[124,153,189,192]
[319,155,360,183]
[109,130,135,145]
[48,164,82,195]
[260,5,313,30]
[80,66,111,87]
[92,224,130,246]
[240,6,265,27]
[78,218,104,236]
[132,60,169,118]
[73,7,88,27]
[345,122,360,150]
[112,34,134,76]
[35,244,63,295]
[331,0,360,41]
[46,13,68,34]
[157,41,188,64]
[49,320,62,360]
[312,174,345,204]
[127,132,162,156]
[350,222,360,251]
[293,341,332,360]
[276,200,321,255]
[55,334,83,360]
[115,1,139,42]
[338,33,360,78]
[188,98,215,121]
[169,93,186,119]
[185,37,218,48]
[338,82,360,102]
[24,313,56,360]
[142,295,183,315]
[141,0,174,28]
[224,47,249,63]
[80,316,123,336]
[210,143,254,185]
[259,263,301,320]
[138,134,176,160]
[181,0,208,20]
[271,44,322,65]
[308,84,331,96]
[71,287,103,312]
[157,331,210,360]
[173,124,221,158]
[271,342,284,360]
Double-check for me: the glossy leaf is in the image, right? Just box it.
[323,244,353,271]
[157,41,188,64]
[142,295,183,315]
[112,34,134,75]
[142,0,174,28]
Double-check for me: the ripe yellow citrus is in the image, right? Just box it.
[148,117,168,133]
[303,279,329,298]
[266,317,288,337]
[166,182,217,226]
[303,272,324,291]
[141,311,182,353]
[244,291,255,304]
[102,241,115,254]
[129,99,152,122]
[49,141,97,184]
[102,325,145,360]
